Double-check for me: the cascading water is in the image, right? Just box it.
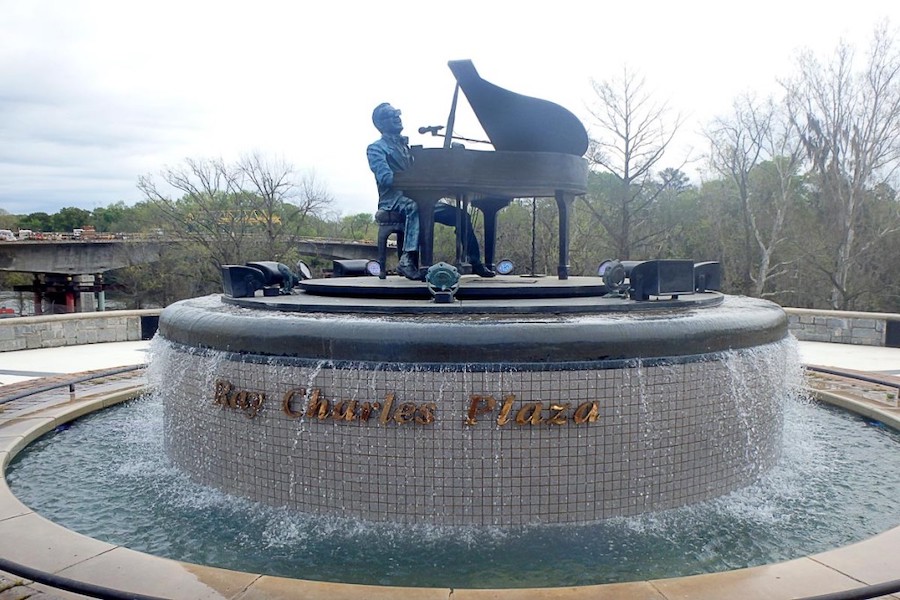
[150,293,793,526]
[9,333,900,587]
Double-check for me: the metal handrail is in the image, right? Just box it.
[0,364,146,406]
[804,364,900,397]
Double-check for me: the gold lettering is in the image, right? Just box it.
[282,388,305,418]
[231,390,248,409]
[213,379,233,406]
[465,395,496,425]
[515,402,544,425]
[332,400,358,422]
[213,380,263,418]
[245,392,264,418]
[379,393,395,425]
[548,403,570,425]
[305,389,330,420]
[394,402,417,424]
[496,394,515,426]
[358,402,376,421]
[415,402,436,425]
[573,401,600,424]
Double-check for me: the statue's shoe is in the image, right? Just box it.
[472,262,495,278]
[397,263,422,280]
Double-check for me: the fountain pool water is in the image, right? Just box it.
[7,376,900,588]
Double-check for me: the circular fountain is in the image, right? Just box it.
[157,273,790,527]
[156,61,792,527]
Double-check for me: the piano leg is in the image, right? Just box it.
[472,197,512,271]
[556,191,575,280]
[455,194,469,271]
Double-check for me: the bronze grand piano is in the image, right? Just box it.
[393,59,589,279]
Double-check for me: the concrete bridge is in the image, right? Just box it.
[295,239,378,262]
[0,240,169,275]
[0,238,377,275]
[0,237,378,315]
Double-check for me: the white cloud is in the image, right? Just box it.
[1,0,898,217]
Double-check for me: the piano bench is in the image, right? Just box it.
[375,210,405,280]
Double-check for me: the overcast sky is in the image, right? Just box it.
[1,1,898,219]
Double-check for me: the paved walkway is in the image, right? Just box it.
[799,340,900,374]
[0,341,150,387]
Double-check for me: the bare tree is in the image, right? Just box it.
[295,168,334,225]
[137,157,248,271]
[784,23,900,309]
[138,155,334,275]
[583,66,685,259]
[237,154,333,259]
[705,95,804,297]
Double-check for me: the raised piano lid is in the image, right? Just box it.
[448,59,590,157]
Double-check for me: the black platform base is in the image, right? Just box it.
[223,275,722,316]
[299,274,609,300]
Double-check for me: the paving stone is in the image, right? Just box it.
[0,575,34,600]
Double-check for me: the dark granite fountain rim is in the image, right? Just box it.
[159,338,791,372]
[159,294,789,363]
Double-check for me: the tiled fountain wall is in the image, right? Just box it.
[158,338,794,526]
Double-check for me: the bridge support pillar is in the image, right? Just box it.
[15,272,109,315]
[96,274,106,311]
[32,275,43,315]
[76,275,96,312]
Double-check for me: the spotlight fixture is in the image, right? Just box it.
[331,259,370,277]
[365,260,382,277]
[694,261,722,292]
[220,265,266,298]
[622,260,695,301]
[495,259,515,276]
[222,261,299,297]
[597,259,627,292]
[295,260,312,280]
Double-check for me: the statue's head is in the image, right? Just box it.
[372,103,403,135]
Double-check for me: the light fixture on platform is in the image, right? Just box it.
[365,260,382,277]
[295,260,312,280]
[694,261,722,292]
[622,260,695,301]
[496,259,515,276]
[597,259,627,293]
[222,261,300,297]
[331,259,370,277]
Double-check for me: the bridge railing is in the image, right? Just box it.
[0,231,168,242]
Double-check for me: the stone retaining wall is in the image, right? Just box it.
[783,308,900,347]
[1,306,897,352]
[0,309,161,352]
